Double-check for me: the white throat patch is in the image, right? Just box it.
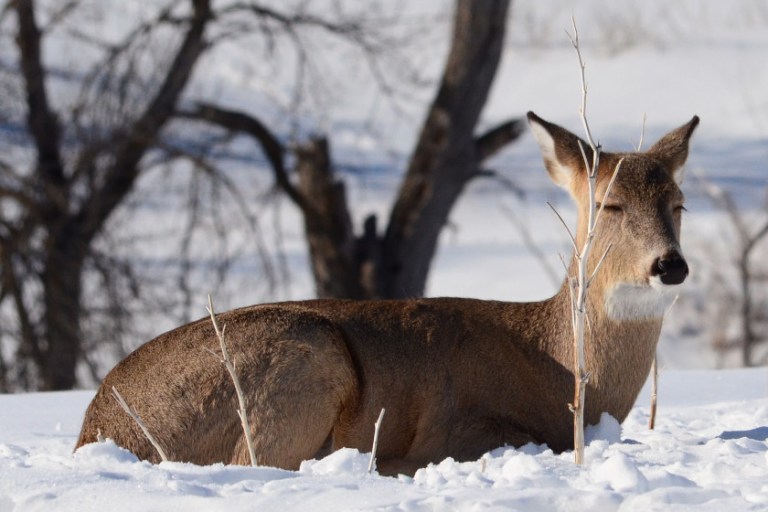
[604,279,679,321]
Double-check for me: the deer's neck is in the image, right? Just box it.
[533,274,664,421]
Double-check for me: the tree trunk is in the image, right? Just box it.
[295,137,365,299]
[379,0,513,298]
[302,0,518,300]
[41,224,86,390]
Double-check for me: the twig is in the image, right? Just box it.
[637,113,647,151]
[206,295,258,467]
[501,204,561,288]
[111,386,169,462]
[648,355,658,430]
[567,18,597,149]
[588,243,613,286]
[368,408,386,473]
[649,295,679,429]
[547,202,578,254]
[593,158,625,229]
[565,17,621,466]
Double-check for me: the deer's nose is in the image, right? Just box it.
[651,251,689,285]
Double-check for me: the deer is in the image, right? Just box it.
[76,112,699,476]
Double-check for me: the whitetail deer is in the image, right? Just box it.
[76,112,699,476]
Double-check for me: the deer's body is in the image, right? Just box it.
[76,113,699,476]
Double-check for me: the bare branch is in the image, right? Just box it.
[594,157,624,230]
[648,353,658,430]
[637,113,647,151]
[0,250,42,369]
[40,1,81,33]
[649,295,679,429]
[475,170,525,199]
[177,102,310,213]
[547,202,578,254]
[13,0,66,200]
[156,139,280,294]
[76,0,213,242]
[206,295,257,467]
[565,18,619,465]
[567,18,597,149]
[501,205,561,288]
[475,118,525,162]
[744,220,768,256]
[588,243,613,285]
[690,169,750,243]
[367,408,386,473]
[111,386,169,462]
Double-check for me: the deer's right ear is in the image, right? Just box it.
[527,111,590,191]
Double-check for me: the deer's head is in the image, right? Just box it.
[527,112,699,321]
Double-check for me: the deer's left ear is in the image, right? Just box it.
[527,111,592,192]
[646,116,700,185]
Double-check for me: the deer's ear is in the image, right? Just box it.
[527,111,591,191]
[646,116,699,185]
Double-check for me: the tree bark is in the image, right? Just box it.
[295,138,365,299]
[379,0,515,298]
[41,225,87,390]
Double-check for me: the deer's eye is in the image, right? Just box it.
[673,205,687,214]
[597,203,623,213]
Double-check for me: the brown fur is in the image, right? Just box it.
[76,112,699,476]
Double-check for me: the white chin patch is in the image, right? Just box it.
[604,278,679,321]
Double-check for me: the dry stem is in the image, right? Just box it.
[648,355,658,429]
[111,386,169,462]
[206,295,258,467]
[368,408,386,473]
[649,295,679,429]
[565,17,623,465]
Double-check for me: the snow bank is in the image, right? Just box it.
[1,369,767,511]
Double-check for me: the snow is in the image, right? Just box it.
[1,370,767,511]
[2,0,768,509]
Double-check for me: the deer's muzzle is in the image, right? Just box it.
[651,250,689,285]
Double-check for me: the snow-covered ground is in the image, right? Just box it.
[1,369,766,511]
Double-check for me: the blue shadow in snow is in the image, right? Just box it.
[718,426,768,441]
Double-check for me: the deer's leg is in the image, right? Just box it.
[230,331,359,470]
[442,414,540,462]
[371,415,538,477]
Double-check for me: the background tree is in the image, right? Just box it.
[0,0,212,390]
[183,0,523,300]
[0,0,521,391]
[692,172,768,366]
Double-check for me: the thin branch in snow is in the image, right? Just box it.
[650,295,679,429]
[111,386,169,462]
[648,355,658,430]
[565,17,622,466]
[368,408,386,473]
[206,295,258,467]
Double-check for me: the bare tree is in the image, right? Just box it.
[694,172,768,366]
[0,0,212,390]
[0,0,522,391]
[0,0,428,391]
[181,0,523,300]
